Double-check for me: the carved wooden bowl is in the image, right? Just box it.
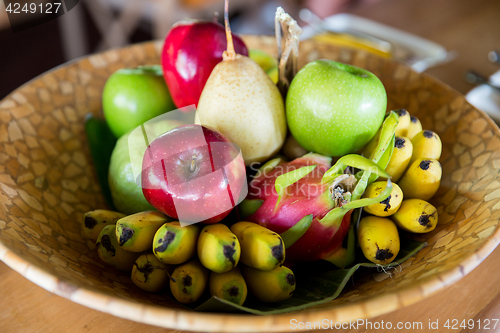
[1,36,500,332]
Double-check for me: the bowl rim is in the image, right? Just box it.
[1,38,500,332]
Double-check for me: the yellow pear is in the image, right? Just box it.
[195,0,286,165]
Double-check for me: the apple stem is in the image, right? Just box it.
[190,154,197,172]
[224,0,236,60]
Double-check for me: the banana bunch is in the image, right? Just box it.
[83,209,293,305]
[359,109,442,265]
[190,221,293,304]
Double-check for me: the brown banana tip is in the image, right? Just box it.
[286,273,296,286]
[118,227,134,245]
[84,216,97,229]
[223,243,236,264]
[419,160,431,170]
[375,249,394,261]
[182,275,193,287]
[380,195,392,212]
[100,235,115,256]
[271,239,284,263]
[228,285,240,297]
[154,231,176,253]
[394,137,405,148]
[395,109,407,116]
[423,130,434,138]
[419,212,436,228]
[375,244,394,261]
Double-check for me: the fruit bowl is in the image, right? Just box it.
[1,35,500,332]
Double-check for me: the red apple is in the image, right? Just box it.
[141,124,247,224]
[162,20,248,109]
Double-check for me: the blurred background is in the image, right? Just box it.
[1,0,499,117]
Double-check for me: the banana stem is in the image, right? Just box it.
[224,0,236,60]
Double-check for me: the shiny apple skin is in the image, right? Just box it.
[142,124,246,224]
[161,20,249,108]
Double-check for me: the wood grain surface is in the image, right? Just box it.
[1,0,499,332]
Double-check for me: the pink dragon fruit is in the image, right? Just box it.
[243,152,392,264]
[241,112,398,265]
[245,154,348,262]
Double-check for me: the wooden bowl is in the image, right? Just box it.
[1,36,500,332]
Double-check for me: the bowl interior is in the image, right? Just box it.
[1,36,500,331]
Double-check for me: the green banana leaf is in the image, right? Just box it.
[194,237,426,315]
[84,114,116,209]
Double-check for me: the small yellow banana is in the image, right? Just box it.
[131,253,173,292]
[312,33,392,59]
[198,224,241,273]
[96,225,140,271]
[116,211,168,252]
[170,258,209,304]
[82,209,125,242]
[384,137,413,182]
[362,181,403,217]
[410,130,442,163]
[407,115,423,140]
[153,222,200,265]
[391,199,438,233]
[209,266,247,305]
[358,216,400,265]
[398,158,442,201]
[394,109,411,137]
[241,264,296,303]
[230,222,285,271]
[268,66,279,84]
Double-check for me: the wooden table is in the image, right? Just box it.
[1,0,500,332]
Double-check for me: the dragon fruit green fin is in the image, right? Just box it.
[295,152,332,168]
[239,199,264,218]
[255,157,283,179]
[280,214,313,249]
[274,165,317,210]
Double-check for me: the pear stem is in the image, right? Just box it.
[224,0,236,60]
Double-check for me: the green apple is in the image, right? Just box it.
[103,65,176,138]
[249,49,279,84]
[286,60,387,157]
[108,119,183,215]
